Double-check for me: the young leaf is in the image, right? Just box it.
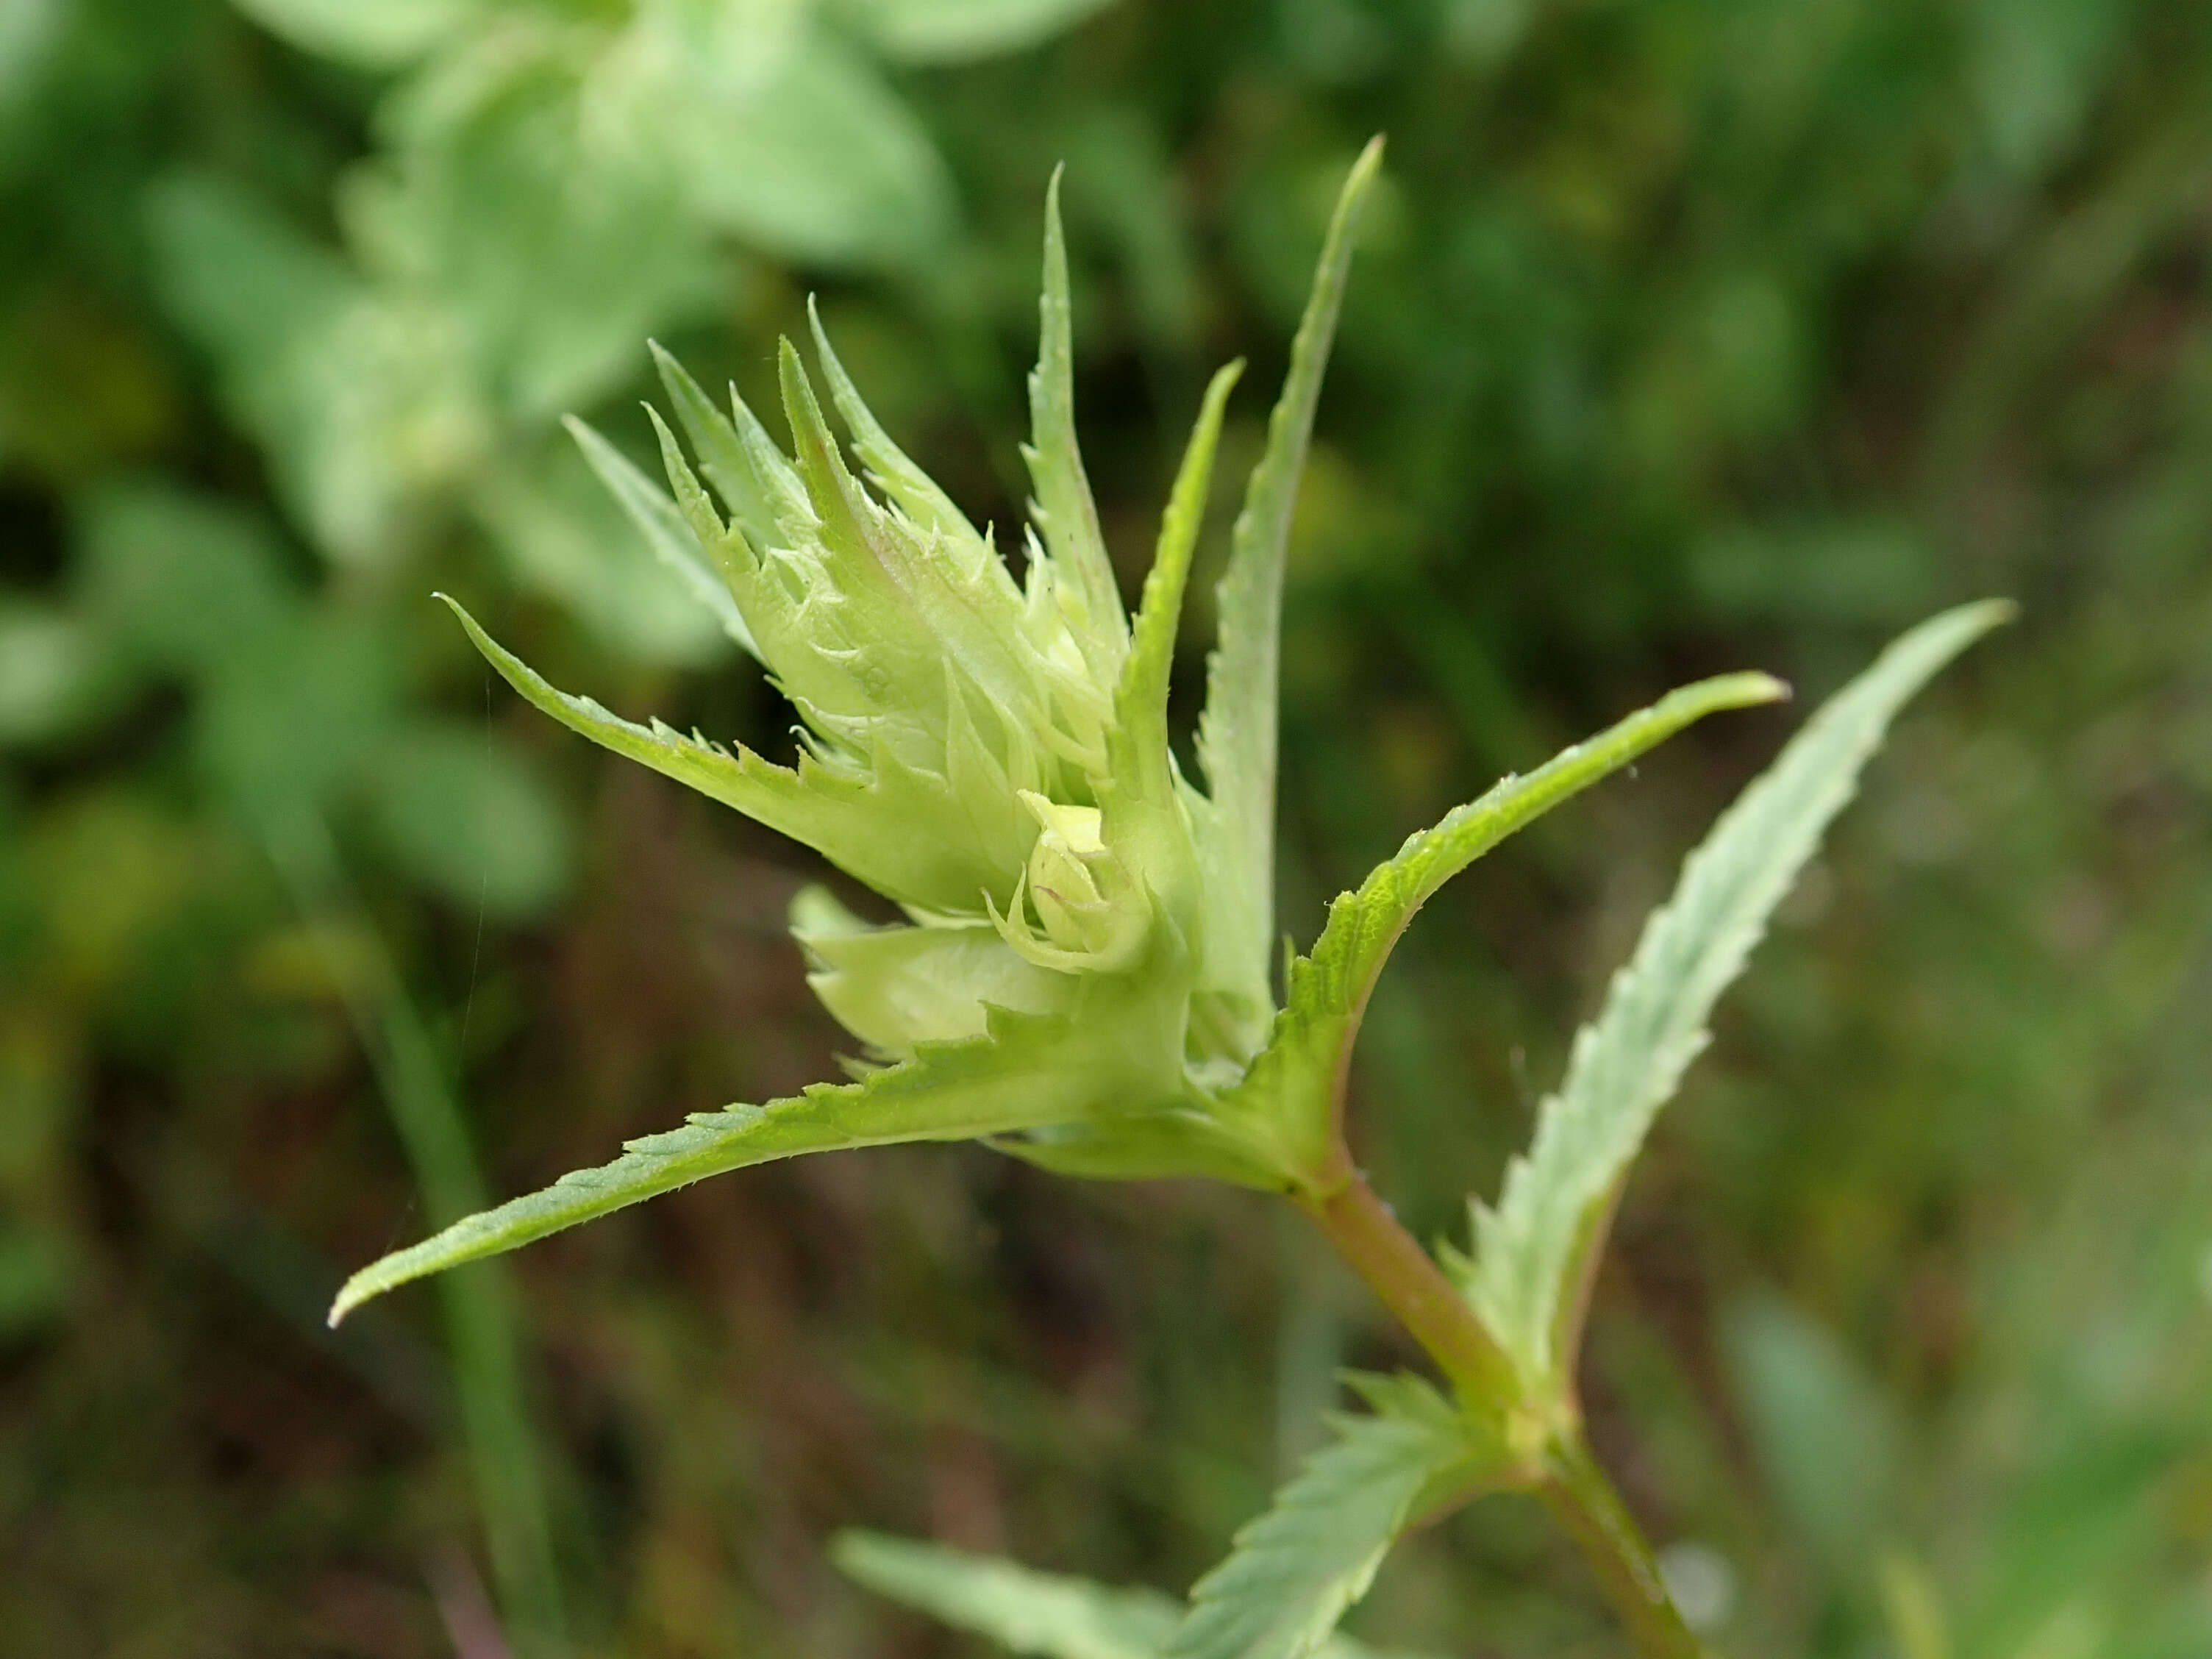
[329,1005,1110,1324]
[1115,359,1243,797]
[1101,359,1243,905]
[1166,1374,1508,1659]
[1210,672,1787,1187]
[807,298,993,564]
[1024,169,1126,665]
[1196,138,1382,1015]
[1458,601,2013,1396]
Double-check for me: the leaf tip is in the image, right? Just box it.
[327,1274,373,1327]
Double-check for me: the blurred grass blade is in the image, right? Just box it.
[1460,601,2013,1396]
[263,824,570,1658]
[1165,1374,1505,1659]
[1210,671,1786,1186]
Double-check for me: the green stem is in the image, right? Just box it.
[1541,1430,1706,1659]
[1295,1160,1515,1403]
[1296,1149,1704,1659]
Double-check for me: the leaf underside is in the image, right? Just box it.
[1459,599,2013,1394]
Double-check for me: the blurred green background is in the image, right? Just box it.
[3,0,2209,1654]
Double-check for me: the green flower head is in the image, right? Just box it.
[334,138,1796,1324]
[446,161,1282,1080]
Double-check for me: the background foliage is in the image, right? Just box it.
[4,0,2210,1654]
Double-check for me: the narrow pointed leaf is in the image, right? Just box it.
[1213,671,1787,1186]
[649,339,805,551]
[1166,1374,1507,1659]
[1460,601,2013,1394]
[1024,169,1124,654]
[566,415,760,658]
[807,297,991,563]
[1196,138,1383,1005]
[439,597,1005,913]
[1113,359,1242,804]
[332,1007,1099,1323]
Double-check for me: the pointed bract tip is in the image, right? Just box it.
[1349,134,1387,190]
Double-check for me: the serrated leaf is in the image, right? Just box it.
[835,1531,1435,1659]
[330,1003,1108,1323]
[807,299,993,565]
[1166,1373,1505,1659]
[471,443,731,668]
[1196,138,1382,1022]
[1213,672,1787,1186]
[440,596,1005,913]
[1024,169,1126,671]
[566,415,760,659]
[647,340,790,559]
[1459,601,2013,1395]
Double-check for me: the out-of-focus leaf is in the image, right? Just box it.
[360,721,573,918]
[0,1010,76,1190]
[835,1532,1184,1659]
[657,29,952,268]
[1167,1374,1504,1659]
[25,790,201,995]
[363,25,718,418]
[76,481,297,674]
[148,173,490,565]
[229,0,485,70]
[1722,1295,1899,1573]
[837,0,1113,64]
[833,1532,1430,1659]
[0,1219,71,1340]
[196,613,402,832]
[0,597,116,746]
[471,444,732,668]
[1688,515,1937,626]
[1969,0,2124,176]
